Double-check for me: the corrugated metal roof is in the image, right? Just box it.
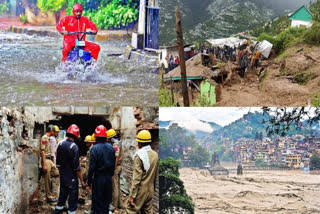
[289,5,313,22]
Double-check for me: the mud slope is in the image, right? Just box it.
[180,168,320,214]
[217,45,320,106]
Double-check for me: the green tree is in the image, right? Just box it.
[0,1,9,15]
[310,0,320,22]
[310,152,320,170]
[221,149,234,162]
[262,107,320,136]
[159,135,169,159]
[37,0,66,13]
[187,144,210,167]
[255,131,259,140]
[255,158,267,167]
[66,0,138,29]
[159,158,194,214]
[160,124,198,160]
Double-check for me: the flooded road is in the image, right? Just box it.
[0,32,158,105]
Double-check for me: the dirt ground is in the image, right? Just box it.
[29,157,129,214]
[217,45,320,106]
[180,168,320,214]
[29,177,129,214]
[163,44,320,107]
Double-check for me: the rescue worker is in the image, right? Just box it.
[87,125,115,214]
[126,130,159,214]
[82,134,95,182]
[39,124,59,203]
[50,125,60,164]
[107,129,123,211]
[56,3,101,62]
[54,124,86,214]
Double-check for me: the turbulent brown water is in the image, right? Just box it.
[0,32,158,105]
[180,167,320,214]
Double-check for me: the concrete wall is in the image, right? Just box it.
[291,19,312,28]
[210,170,229,176]
[0,107,38,214]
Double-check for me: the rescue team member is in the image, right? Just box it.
[50,125,60,164]
[87,125,115,214]
[82,134,95,182]
[56,3,100,62]
[54,124,86,214]
[107,129,123,211]
[126,130,159,214]
[39,125,59,203]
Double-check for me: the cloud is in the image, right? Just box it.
[172,120,214,133]
[160,107,262,126]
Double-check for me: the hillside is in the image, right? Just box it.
[215,44,320,106]
[159,0,313,45]
[210,112,268,142]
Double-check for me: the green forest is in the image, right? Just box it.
[160,124,210,167]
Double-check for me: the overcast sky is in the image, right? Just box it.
[159,107,263,126]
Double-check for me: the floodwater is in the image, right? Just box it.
[0,32,158,105]
[180,168,320,214]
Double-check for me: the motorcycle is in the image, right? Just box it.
[61,31,96,79]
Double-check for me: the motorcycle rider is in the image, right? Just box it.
[56,3,101,62]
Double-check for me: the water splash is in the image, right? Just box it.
[0,32,158,105]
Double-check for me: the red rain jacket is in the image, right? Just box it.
[56,16,98,42]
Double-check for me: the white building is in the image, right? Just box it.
[289,5,313,28]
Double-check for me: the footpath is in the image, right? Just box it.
[0,17,132,42]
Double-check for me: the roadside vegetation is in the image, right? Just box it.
[0,1,9,16]
[36,0,138,29]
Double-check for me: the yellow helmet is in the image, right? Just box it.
[136,130,151,143]
[53,125,60,132]
[107,129,116,139]
[91,133,96,143]
[84,135,93,143]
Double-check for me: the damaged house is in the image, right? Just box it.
[0,106,159,213]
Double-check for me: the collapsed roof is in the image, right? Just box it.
[163,54,213,81]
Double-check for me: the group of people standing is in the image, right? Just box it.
[198,42,262,78]
[36,123,158,214]
[199,43,237,62]
[239,49,261,78]
[163,55,180,74]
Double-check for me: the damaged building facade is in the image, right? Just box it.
[0,106,159,213]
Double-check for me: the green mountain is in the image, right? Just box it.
[159,0,313,45]
[209,112,269,143]
[207,111,320,145]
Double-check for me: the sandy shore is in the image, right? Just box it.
[180,168,320,214]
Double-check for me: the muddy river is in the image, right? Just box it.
[0,32,158,105]
[180,167,320,214]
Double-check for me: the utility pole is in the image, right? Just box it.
[175,7,189,106]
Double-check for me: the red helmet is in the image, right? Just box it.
[67,124,80,138]
[95,125,107,138]
[72,3,83,16]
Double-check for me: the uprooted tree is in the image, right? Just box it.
[159,157,194,214]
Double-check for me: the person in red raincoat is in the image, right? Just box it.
[56,3,101,62]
